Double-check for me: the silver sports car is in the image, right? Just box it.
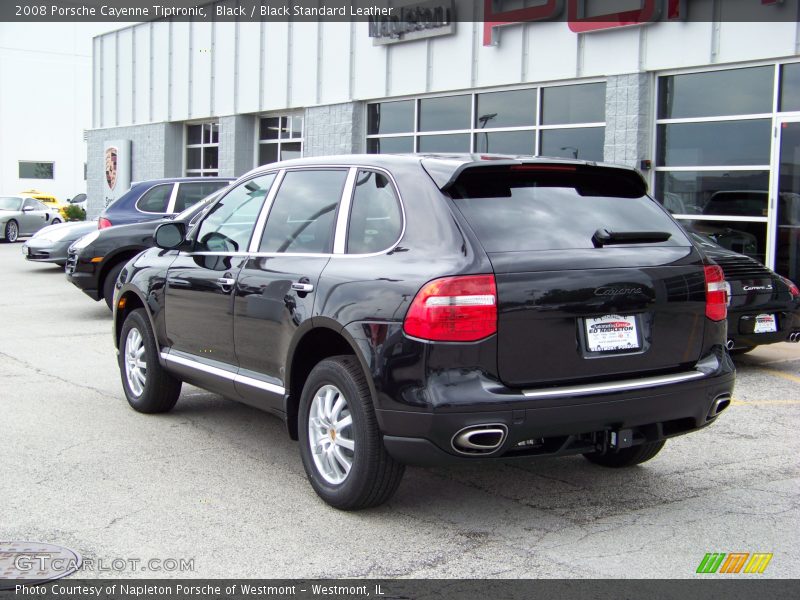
[0,195,62,243]
[22,220,98,266]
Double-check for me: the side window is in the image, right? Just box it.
[36,201,50,211]
[136,184,173,213]
[346,171,402,254]
[173,181,229,212]
[194,173,276,253]
[23,199,38,210]
[259,169,347,253]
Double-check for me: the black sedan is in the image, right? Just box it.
[66,194,219,310]
[690,232,800,354]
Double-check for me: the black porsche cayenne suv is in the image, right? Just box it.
[112,154,735,510]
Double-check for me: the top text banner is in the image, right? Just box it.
[0,0,797,23]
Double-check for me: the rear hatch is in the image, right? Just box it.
[444,162,706,388]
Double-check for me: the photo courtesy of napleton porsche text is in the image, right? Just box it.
[1,0,799,596]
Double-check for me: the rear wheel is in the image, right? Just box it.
[298,356,404,510]
[118,308,181,413]
[583,440,666,468]
[103,262,126,311]
[51,218,61,225]
[3,220,19,243]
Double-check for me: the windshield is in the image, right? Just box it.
[0,197,22,211]
[174,189,224,222]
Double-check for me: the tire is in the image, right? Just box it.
[103,262,126,311]
[118,308,181,413]
[3,220,19,243]
[298,355,405,510]
[583,440,666,468]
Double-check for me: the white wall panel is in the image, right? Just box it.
[290,22,319,106]
[474,26,524,88]
[319,23,352,105]
[582,27,640,77]
[238,23,263,113]
[93,36,102,128]
[387,42,427,97]
[262,23,289,110]
[643,22,714,72]
[101,34,116,127]
[116,28,134,126]
[717,21,798,65]
[428,23,474,93]
[352,22,386,101]
[190,22,213,118]
[133,25,150,123]
[526,22,578,83]
[170,21,190,121]
[151,22,170,123]
[213,22,237,117]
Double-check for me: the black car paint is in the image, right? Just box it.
[112,155,735,466]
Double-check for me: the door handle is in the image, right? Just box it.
[217,277,236,287]
[291,282,314,293]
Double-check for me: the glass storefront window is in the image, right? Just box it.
[657,120,771,167]
[367,100,414,135]
[780,63,800,112]
[658,67,774,119]
[475,89,537,129]
[257,114,304,166]
[418,133,470,153]
[655,171,770,216]
[540,127,604,162]
[474,130,534,155]
[541,83,606,125]
[186,121,219,177]
[418,95,471,132]
[367,137,414,154]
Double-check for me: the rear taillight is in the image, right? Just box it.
[780,275,799,298]
[404,275,497,342]
[98,217,112,229]
[704,264,728,321]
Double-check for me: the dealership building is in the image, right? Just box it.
[87,2,800,282]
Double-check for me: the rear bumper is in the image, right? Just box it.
[727,307,800,349]
[378,351,735,466]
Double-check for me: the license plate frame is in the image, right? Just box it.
[585,314,641,353]
[753,313,777,334]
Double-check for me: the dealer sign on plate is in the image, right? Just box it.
[586,314,640,352]
[753,314,777,333]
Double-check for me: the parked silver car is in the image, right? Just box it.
[22,220,97,266]
[0,196,62,242]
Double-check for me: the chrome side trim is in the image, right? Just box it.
[522,369,707,399]
[333,167,358,254]
[161,352,285,395]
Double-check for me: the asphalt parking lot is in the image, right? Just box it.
[1,240,799,579]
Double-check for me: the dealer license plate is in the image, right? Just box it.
[753,314,777,333]
[585,314,640,352]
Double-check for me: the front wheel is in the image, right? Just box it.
[583,440,666,468]
[118,308,181,413]
[3,220,19,243]
[298,356,404,510]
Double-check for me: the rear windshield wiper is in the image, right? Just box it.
[592,228,672,247]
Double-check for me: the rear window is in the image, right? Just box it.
[448,166,689,252]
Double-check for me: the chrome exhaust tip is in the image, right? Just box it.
[452,424,508,455]
[789,332,800,343]
[708,393,732,419]
[726,339,735,350]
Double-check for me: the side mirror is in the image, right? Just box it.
[154,221,187,250]
[22,206,34,212]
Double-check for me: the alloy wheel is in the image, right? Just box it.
[308,384,355,484]
[124,327,147,397]
[7,221,18,242]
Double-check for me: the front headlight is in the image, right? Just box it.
[71,230,101,251]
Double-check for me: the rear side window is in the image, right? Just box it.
[173,181,229,212]
[347,171,402,254]
[136,184,173,213]
[259,169,346,254]
[448,166,689,252]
